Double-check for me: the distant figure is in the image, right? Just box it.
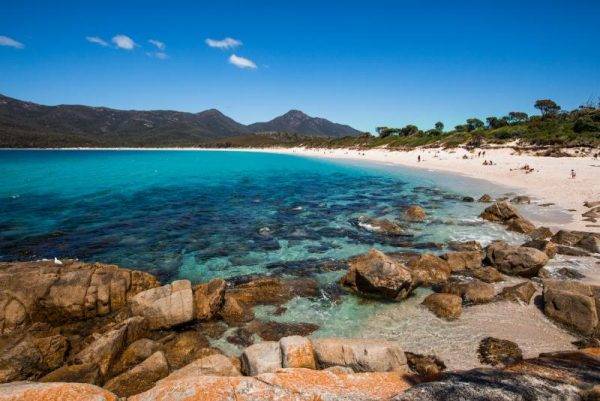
[417,155,421,162]
[483,160,488,165]
[571,169,576,179]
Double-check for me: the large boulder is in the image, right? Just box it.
[103,351,169,397]
[129,368,411,401]
[193,278,226,321]
[522,239,558,258]
[279,336,316,369]
[404,254,451,287]
[480,201,536,234]
[109,338,161,376]
[543,280,599,337]
[241,341,282,376]
[498,282,537,304]
[447,241,483,252]
[485,241,548,277]
[129,280,194,330]
[161,330,215,370]
[422,293,462,320]
[405,205,426,221]
[468,266,504,283]
[163,354,241,382]
[73,316,146,376]
[341,249,413,301]
[0,382,118,401]
[441,251,484,272]
[40,363,100,384]
[312,338,408,373]
[0,260,158,334]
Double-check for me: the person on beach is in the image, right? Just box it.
[417,155,421,162]
[571,169,576,179]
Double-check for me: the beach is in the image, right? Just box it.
[256,146,600,233]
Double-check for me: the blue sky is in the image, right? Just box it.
[1,0,599,132]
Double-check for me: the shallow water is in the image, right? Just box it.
[0,150,580,368]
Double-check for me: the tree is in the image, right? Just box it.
[507,111,528,124]
[376,127,388,136]
[466,118,484,132]
[534,99,561,117]
[400,125,419,136]
[434,121,444,132]
[486,116,508,129]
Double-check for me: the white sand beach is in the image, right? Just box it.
[257,146,600,232]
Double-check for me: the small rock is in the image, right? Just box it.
[226,327,254,348]
[440,278,495,304]
[161,330,213,370]
[422,293,462,320]
[193,278,226,321]
[478,194,493,203]
[447,240,483,252]
[219,295,255,325]
[462,196,475,202]
[522,239,558,258]
[441,251,484,272]
[109,338,161,377]
[530,226,554,240]
[357,216,404,236]
[511,196,531,204]
[468,266,504,283]
[477,337,523,366]
[405,351,446,379]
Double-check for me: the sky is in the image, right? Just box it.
[1,0,599,132]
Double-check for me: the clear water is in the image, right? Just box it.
[3,149,578,368]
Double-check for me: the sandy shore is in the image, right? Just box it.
[254,146,600,233]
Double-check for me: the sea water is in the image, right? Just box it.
[0,149,577,368]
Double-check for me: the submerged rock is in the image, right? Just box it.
[485,241,548,277]
[341,249,413,301]
[405,205,426,221]
[477,337,523,366]
[356,216,405,236]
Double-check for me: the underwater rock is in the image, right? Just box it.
[478,337,523,366]
[404,205,426,221]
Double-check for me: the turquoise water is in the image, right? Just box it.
[0,150,519,283]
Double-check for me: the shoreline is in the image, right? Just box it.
[3,145,599,232]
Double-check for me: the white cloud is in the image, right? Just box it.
[0,35,24,49]
[148,39,165,50]
[205,37,242,50]
[112,34,136,50]
[229,54,257,69]
[86,36,109,47]
[147,51,168,60]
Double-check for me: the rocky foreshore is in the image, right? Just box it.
[1,200,600,400]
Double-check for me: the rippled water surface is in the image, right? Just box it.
[1,150,578,367]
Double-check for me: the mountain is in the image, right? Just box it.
[0,95,361,148]
[248,110,362,137]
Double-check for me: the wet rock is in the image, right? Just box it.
[226,277,319,306]
[485,241,548,277]
[555,267,586,280]
[241,341,282,375]
[356,216,404,236]
[422,293,462,320]
[441,251,484,271]
[462,196,475,202]
[498,281,537,304]
[193,278,226,321]
[478,337,523,366]
[161,330,214,370]
[584,200,600,208]
[109,338,161,377]
[405,205,426,221]
[226,327,254,348]
[341,249,413,301]
[405,351,446,379]
[478,194,493,203]
[280,335,317,369]
[578,234,600,254]
[129,280,194,330]
[552,230,586,246]
[40,363,100,384]
[530,226,554,240]
[480,201,536,234]
[199,321,228,339]
[0,381,118,401]
[543,280,599,337]
[448,240,483,252]
[468,266,504,283]
[0,260,158,334]
[439,278,496,304]
[103,351,169,397]
[511,196,531,204]
[220,295,254,325]
[405,253,451,287]
[162,354,241,381]
[246,320,319,341]
[312,338,408,372]
[73,316,146,377]
[522,239,558,258]
[557,245,591,257]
